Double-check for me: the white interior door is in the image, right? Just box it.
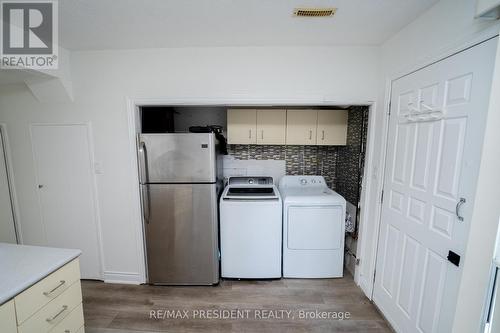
[0,129,17,243]
[31,124,102,279]
[373,38,498,333]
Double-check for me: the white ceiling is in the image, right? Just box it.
[60,0,438,50]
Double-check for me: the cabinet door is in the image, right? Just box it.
[256,109,286,145]
[317,110,348,145]
[286,110,317,145]
[0,300,17,333]
[227,109,257,144]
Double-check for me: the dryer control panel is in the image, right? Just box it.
[279,175,327,189]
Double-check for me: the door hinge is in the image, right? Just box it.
[388,101,392,116]
[373,268,377,282]
[380,189,384,204]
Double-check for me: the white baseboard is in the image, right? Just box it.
[103,271,143,284]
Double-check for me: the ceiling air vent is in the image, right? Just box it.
[293,7,336,17]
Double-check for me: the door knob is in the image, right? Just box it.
[38,184,44,189]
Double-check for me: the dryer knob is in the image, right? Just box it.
[300,178,307,185]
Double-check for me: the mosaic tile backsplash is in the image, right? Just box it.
[336,106,369,205]
[227,144,338,189]
[227,106,369,206]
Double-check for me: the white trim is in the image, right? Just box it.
[103,270,142,284]
[0,124,23,244]
[126,98,148,284]
[356,78,393,298]
[131,97,375,107]
[28,122,105,280]
[126,96,380,287]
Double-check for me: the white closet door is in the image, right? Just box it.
[0,130,17,243]
[373,38,497,333]
[31,124,102,279]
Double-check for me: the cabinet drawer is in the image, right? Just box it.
[50,302,84,333]
[18,280,82,333]
[15,259,80,324]
[0,299,17,333]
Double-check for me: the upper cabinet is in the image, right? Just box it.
[227,108,348,146]
[286,109,318,145]
[227,109,286,145]
[317,110,348,145]
[227,109,257,144]
[256,109,286,145]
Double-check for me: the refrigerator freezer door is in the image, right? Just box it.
[139,133,216,183]
[144,183,219,285]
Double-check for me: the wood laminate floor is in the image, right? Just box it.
[82,273,392,333]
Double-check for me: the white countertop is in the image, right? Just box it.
[0,243,81,305]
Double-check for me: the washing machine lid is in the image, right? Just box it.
[222,176,280,200]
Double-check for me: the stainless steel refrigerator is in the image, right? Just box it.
[138,133,220,285]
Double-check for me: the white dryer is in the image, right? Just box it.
[279,176,346,278]
[220,177,282,279]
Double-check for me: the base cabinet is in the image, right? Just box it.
[0,300,17,333]
[0,258,84,333]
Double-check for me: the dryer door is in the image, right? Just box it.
[287,205,343,250]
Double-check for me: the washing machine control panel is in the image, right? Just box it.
[228,176,274,185]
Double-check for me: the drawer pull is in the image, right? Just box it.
[43,280,66,296]
[46,305,68,323]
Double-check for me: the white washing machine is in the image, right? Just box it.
[220,176,282,278]
[279,175,346,278]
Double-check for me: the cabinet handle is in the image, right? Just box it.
[322,130,325,140]
[43,280,66,296]
[261,130,264,140]
[46,305,68,323]
[248,130,251,139]
[309,130,312,140]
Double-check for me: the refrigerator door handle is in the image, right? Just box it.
[138,140,148,184]
[142,184,151,224]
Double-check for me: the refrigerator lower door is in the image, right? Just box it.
[144,183,219,285]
